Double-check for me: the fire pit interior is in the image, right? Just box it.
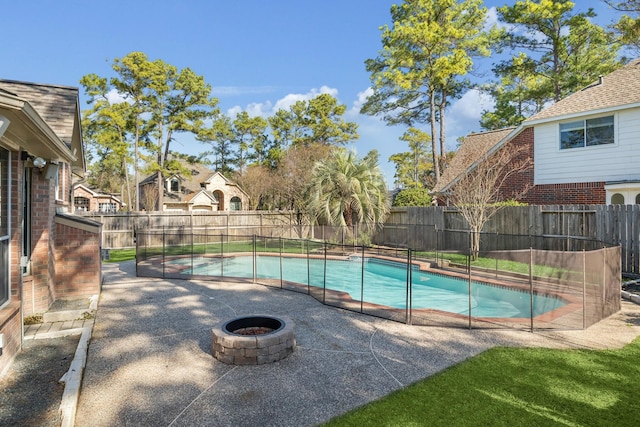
[224,316,283,336]
[212,315,295,365]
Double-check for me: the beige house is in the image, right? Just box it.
[73,184,126,213]
[140,162,249,212]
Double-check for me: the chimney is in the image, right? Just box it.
[598,75,604,85]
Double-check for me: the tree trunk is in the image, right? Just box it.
[429,90,440,180]
[157,171,163,211]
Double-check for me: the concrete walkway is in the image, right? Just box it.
[74,261,640,427]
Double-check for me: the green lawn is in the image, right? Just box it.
[415,251,568,278]
[323,337,640,427]
[105,239,325,263]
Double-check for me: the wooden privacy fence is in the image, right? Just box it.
[380,205,639,275]
[77,204,640,274]
[76,211,305,249]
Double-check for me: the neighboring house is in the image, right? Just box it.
[73,184,126,213]
[434,59,640,206]
[139,162,249,212]
[0,79,101,377]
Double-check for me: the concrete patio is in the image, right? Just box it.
[74,261,640,427]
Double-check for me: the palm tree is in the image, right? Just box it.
[308,148,390,233]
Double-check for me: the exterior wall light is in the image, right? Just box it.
[33,157,46,168]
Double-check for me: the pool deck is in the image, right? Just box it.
[73,261,640,427]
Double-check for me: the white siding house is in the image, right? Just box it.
[435,59,640,206]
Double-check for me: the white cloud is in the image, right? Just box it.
[485,6,514,32]
[348,87,374,116]
[106,88,129,104]
[228,85,341,118]
[445,89,494,150]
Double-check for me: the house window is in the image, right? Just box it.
[75,196,90,211]
[99,202,116,213]
[560,116,614,150]
[636,194,640,204]
[611,193,625,204]
[230,196,242,211]
[170,178,179,192]
[0,147,9,307]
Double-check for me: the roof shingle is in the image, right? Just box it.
[526,58,640,122]
[0,79,79,144]
[433,127,515,193]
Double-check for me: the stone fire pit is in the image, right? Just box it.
[211,315,295,365]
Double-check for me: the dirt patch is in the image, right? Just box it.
[0,336,79,427]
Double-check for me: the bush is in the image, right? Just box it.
[392,188,432,207]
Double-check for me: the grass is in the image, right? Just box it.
[415,251,566,278]
[105,239,325,263]
[104,248,136,262]
[112,243,567,279]
[323,337,640,427]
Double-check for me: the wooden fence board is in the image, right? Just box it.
[80,205,640,274]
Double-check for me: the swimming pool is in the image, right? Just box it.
[175,255,566,319]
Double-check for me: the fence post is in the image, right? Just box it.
[252,235,256,283]
[306,239,310,294]
[407,249,413,325]
[220,233,224,278]
[583,249,587,329]
[279,237,283,289]
[529,247,534,333]
[162,226,166,279]
[360,244,365,314]
[323,242,327,304]
[467,250,472,330]
[467,230,472,330]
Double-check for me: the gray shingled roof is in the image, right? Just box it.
[526,58,640,123]
[432,127,515,193]
[0,79,79,145]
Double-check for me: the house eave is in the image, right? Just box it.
[0,93,78,167]
[523,102,640,127]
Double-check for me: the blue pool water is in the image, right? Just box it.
[177,255,566,318]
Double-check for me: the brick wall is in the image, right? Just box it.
[526,182,606,205]
[23,169,57,315]
[54,220,102,297]
[0,302,22,377]
[486,127,607,205]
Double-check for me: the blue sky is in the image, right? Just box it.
[1,0,622,186]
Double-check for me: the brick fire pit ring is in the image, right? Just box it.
[211,315,295,365]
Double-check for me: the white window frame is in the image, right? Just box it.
[559,115,615,150]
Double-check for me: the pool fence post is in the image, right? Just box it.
[360,244,365,314]
[252,235,256,283]
[468,231,472,330]
[583,249,587,329]
[435,225,439,267]
[408,249,413,325]
[529,247,534,333]
[220,233,224,278]
[279,237,283,289]
[191,227,194,279]
[306,239,310,295]
[323,242,327,304]
[162,226,166,279]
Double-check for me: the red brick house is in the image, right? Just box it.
[73,184,126,213]
[0,80,101,377]
[434,59,640,206]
